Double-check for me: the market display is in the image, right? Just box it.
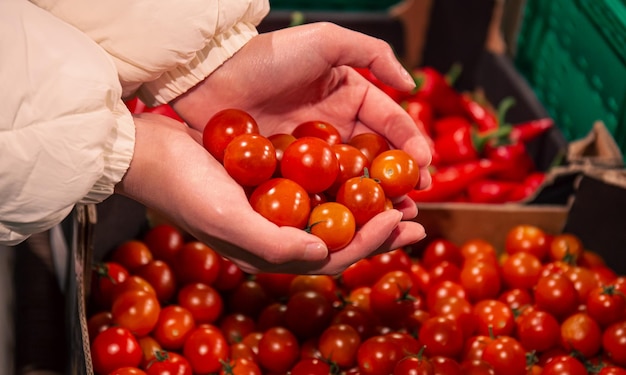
[88,223,626,375]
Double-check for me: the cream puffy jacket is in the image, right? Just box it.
[0,0,269,245]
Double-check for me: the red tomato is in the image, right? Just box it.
[138,336,162,369]
[111,290,161,337]
[459,260,502,303]
[177,282,223,325]
[213,256,244,292]
[226,279,270,319]
[347,132,391,164]
[393,352,434,375]
[541,355,587,375]
[328,143,370,194]
[249,178,311,229]
[516,309,560,352]
[587,285,626,328]
[267,133,296,177]
[152,305,195,350]
[560,312,602,358]
[109,368,147,375]
[292,120,341,145]
[504,224,550,261]
[369,248,414,277]
[183,324,230,375]
[174,241,221,287]
[290,358,332,375]
[289,274,339,303]
[340,258,377,290]
[429,295,476,340]
[218,357,261,375]
[598,366,626,375]
[280,136,339,193]
[111,275,157,303]
[460,238,498,265]
[418,316,464,358]
[144,351,192,375]
[472,299,515,337]
[284,290,334,340]
[335,173,386,227]
[111,240,154,272]
[421,238,464,269]
[143,224,184,265]
[202,108,259,163]
[357,335,404,375]
[501,251,542,290]
[370,149,420,198]
[134,260,177,304]
[307,202,356,251]
[331,304,377,340]
[91,327,142,375]
[603,321,626,367]
[565,265,599,303]
[91,261,130,310]
[549,233,584,263]
[459,359,496,375]
[462,335,493,362]
[481,336,526,375]
[218,313,256,345]
[369,270,416,325]
[497,288,533,312]
[254,272,296,300]
[533,273,579,320]
[318,324,361,368]
[87,311,114,343]
[428,260,461,286]
[431,356,462,375]
[257,326,300,373]
[425,280,467,311]
[223,133,277,187]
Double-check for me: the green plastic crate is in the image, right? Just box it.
[515,0,626,159]
[268,0,401,11]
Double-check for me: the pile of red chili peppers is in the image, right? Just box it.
[355,65,555,204]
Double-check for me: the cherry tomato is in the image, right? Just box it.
[328,143,371,194]
[357,335,404,375]
[226,279,270,319]
[565,265,599,303]
[111,275,157,308]
[257,326,300,374]
[91,327,142,375]
[218,357,261,375]
[560,312,601,358]
[152,305,195,350]
[462,335,493,362]
[587,284,626,328]
[335,173,386,227]
[516,309,560,352]
[213,256,245,292]
[143,224,184,266]
[393,350,434,375]
[134,260,177,304]
[290,358,332,375]
[603,321,626,367]
[481,336,526,375]
[254,272,296,300]
[292,120,341,145]
[144,350,192,375]
[431,355,462,375]
[289,274,339,303]
[497,288,533,312]
[459,359,496,375]
[183,324,230,375]
[202,108,259,163]
[340,257,377,290]
[598,366,626,375]
[249,177,311,229]
[370,149,420,198]
[541,355,587,375]
[418,316,464,358]
[284,290,334,340]
[111,240,154,272]
[425,280,467,311]
[472,299,515,337]
[459,260,502,303]
[177,282,224,325]
[428,260,461,286]
[137,336,162,369]
[369,270,416,325]
[460,238,498,265]
[111,289,161,337]
[347,132,391,164]
[267,133,296,177]
[331,303,377,340]
[549,233,584,263]
[174,241,221,287]
[280,136,339,193]
[87,311,114,343]
[91,261,130,310]
[504,224,549,261]
[307,202,356,252]
[318,324,361,368]
[223,133,277,187]
[501,251,542,290]
[369,248,414,277]
[533,273,579,320]
[109,368,147,375]
[429,295,476,340]
[421,238,464,269]
[218,313,256,345]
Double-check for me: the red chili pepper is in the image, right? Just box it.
[461,96,516,132]
[411,66,465,117]
[484,141,535,182]
[466,179,519,204]
[432,116,473,137]
[507,172,546,202]
[402,98,435,137]
[508,118,554,143]
[354,67,411,103]
[433,125,493,166]
[408,159,499,202]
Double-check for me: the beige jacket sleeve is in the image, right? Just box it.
[0,0,269,245]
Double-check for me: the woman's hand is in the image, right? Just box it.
[116,113,426,275]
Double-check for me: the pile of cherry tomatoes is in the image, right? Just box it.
[201,108,420,251]
[88,223,626,375]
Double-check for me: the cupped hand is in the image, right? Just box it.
[172,22,432,190]
[116,113,426,275]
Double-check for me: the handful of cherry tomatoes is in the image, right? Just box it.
[88,223,626,375]
[202,108,420,251]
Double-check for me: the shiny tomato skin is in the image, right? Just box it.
[369,248,414,277]
[91,261,130,311]
[212,256,245,292]
[183,324,230,375]
[429,295,476,340]
[335,174,386,227]
[218,313,256,345]
[318,324,361,368]
[533,273,579,320]
[177,282,224,325]
[267,133,296,177]
[340,257,377,290]
[369,270,416,325]
[370,149,420,198]
[549,233,584,263]
[290,358,332,375]
[142,224,185,266]
[257,326,300,374]
[144,351,192,375]
[328,143,370,195]
[459,260,502,303]
[421,238,464,269]
[91,327,142,375]
[218,357,261,375]
[111,240,154,272]
[226,279,270,319]
[307,202,356,251]
[393,354,434,375]
[357,335,404,375]
[418,316,464,358]
[111,290,161,337]
[472,299,515,337]
[134,260,177,304]
[541,355,587,375]
[280,136,339,193]
[292,120,341,145]
[284,290,334,340]
[425,280,467,311]
[560,312,602,358]
[152,305,195,350]
[289,274,339,303]
[202,108,259,163]
[497,288,533,312]
[603,321,626,367]
[173,241,221,287]
[481,336,526,375]
[501,251,542,290]
[109,367,147,375]
[249,177,311,229]
[348,132,391,164]
[504,224,550,261]
[516,309,560,352]
[111,275,157,305]
[223,133,277,187]
[87,311,115,343]
[587,285,626,328]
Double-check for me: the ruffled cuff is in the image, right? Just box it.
[137,22,259,107]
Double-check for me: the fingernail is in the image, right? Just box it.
[400,66,416,88]
[304,242,329,260]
